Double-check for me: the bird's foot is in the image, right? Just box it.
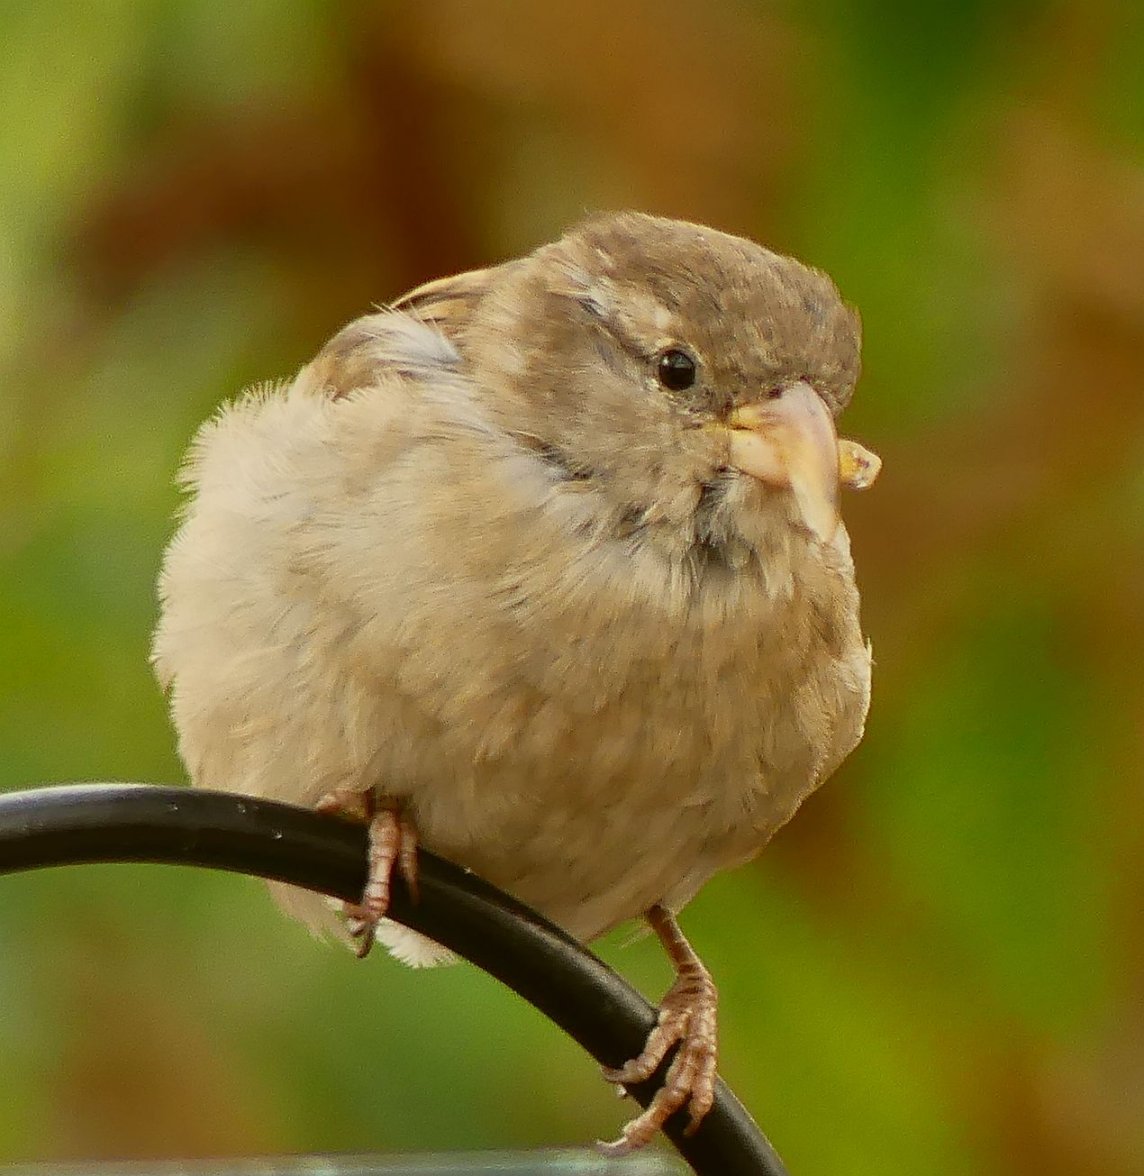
[315,788,419,959]
[598,907,719,1155]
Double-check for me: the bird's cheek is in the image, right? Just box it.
[726,381,841,542]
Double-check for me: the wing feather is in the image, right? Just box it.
[300,263,518,401]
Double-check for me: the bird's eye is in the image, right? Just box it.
[657,348,697,391]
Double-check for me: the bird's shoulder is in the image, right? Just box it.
[299,262,518,402]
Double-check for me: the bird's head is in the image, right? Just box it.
[404,212,880,553]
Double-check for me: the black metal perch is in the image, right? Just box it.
[0,783,790,1176]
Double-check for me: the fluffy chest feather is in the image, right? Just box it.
[370,506,869,937]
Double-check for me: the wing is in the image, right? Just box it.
[300,262,522,402]
[392,264,509,335]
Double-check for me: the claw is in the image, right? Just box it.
[315,788,420,956]
[598,905,719,1155]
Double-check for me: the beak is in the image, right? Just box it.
[726,381,841,542]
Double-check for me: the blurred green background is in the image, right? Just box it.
[1,2,1142,1173]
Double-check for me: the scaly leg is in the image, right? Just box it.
[598,904,719,1155]
[315,787,420,959]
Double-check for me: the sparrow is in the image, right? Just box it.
[152,211,879,1154]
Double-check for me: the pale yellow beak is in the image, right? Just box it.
[727,381,841,541]
[725,381,881,542]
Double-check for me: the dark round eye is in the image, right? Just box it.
[657,348,697,391]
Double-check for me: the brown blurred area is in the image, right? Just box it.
[1,2,1141,1173]
[74,3,798,319]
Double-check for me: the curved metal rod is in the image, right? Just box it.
[0,783,789,1176]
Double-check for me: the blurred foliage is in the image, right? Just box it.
[1,2,1142,1173]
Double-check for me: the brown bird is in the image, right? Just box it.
[153,212,880,1154]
